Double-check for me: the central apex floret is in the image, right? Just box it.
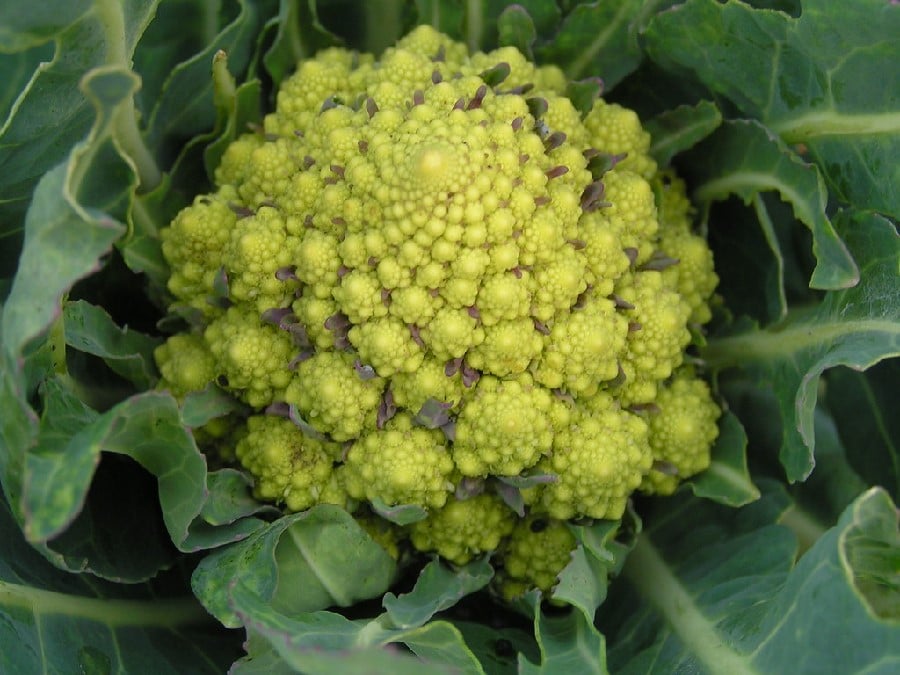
[411,143,461,189]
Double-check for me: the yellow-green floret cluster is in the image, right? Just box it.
[155,26,721,597]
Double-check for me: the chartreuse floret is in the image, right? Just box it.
[236,415,337,511]
[525,394,652,520]
[161,188,237,315]
[641,374,720,495]
[155,24,722,592]
[343,414,455,509]
[499,517,576,599]
[205,306,295,407]
[453,375,555,477]
[533,293,628,397]
[284,351,384,441]
[410,494,516,565]
[154,334,216,399]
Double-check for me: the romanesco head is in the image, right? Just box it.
[155,25,722,584]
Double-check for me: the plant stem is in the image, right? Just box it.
[466,0,484,52]
[364,0,406,55]
[93,0,162,193]
[0,580,211,629]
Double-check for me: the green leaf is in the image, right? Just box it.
[62,299,161,389]
[781,408,870,554]
[23,389,195,542]
[825,361,900,500]
[0,0,159,277]
[688,411,760,507]
[145,0,269,158]
[233,624,460,675]
[0,492,241,674]
[414,0,465,38]
[645,0,900,218]
[180,385,245,428]
[603,484,900,674]
[645,100,722,166]
[383,557,494,629]
[840,489,900,621]
[496,4,537,59]
[263,0,342,87]
[518,592,605,675]
[688,119,857,290]
[202,54,263,181]
[452,620,540,675]
[553,515,638,619]
[370,497,429,525]
[537,0,644,89]
[704,210,899,482]
[228,596,480,673]
[192,506,397,628]
[201,469,280,527]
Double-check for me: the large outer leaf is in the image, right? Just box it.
[601,485,900,673]
[703,209,899,482]
[0,0,159,277]
[0,494,241,674]
[228,590,481,674]
[23,383,264,564]
[192,506,397,628]
[688,119,857,290]
[62,299,161,389]
[825,360,900,500]
[536,0,644,88]
[645,0,900,218]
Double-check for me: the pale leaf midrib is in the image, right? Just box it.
[623,536,761,675]
[1,578,207,628]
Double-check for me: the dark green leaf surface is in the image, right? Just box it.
[537,0,644,89]
[0,493,240,674]
[23,390,202,543]
[230,592,479,674]
[553,517,635,619]
[645,0,900,217]
[496,4,537,59]
[826,361,900,500]
[688,119,857,290]
[704,210,899,482]
[645,100,722,166]
[518,592,605,675]
[201,469,279,527]
[144,0,270,157]
[62,299,161,389]
[179,385,245,428]
[602,485,900,674]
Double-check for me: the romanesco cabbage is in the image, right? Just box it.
[156,25,721,598]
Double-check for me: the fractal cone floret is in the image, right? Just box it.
[156,25,721,598]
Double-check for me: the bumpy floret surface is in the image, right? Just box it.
[156,25,721,591]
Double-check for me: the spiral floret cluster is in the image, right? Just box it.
[155,26,721,597]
